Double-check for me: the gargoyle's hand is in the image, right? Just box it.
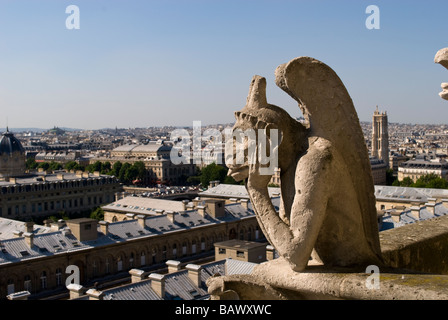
[247,145,274,189]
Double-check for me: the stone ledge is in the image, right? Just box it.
[208,215,448,300]
[380,214,448,274]
[208,258,448,300]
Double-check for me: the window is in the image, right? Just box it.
[129,253,134,268]
[219,248,226,254]
[117,257,123,271]
[40,271,47,290]
[236,251,245,258]
[140,251,146,266]
[56,268,63,286]
[182,242,187,256]
[24,275,31,292]
[105,258,110,274]
[7,279,14,295]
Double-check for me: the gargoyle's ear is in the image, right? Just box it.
[264,123,283,146]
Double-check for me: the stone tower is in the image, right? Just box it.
[371,106,389,168]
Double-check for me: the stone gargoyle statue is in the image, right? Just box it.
[226,56,384,272]
[435,48,448,100]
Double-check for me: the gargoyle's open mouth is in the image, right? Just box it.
[435,48,448,100]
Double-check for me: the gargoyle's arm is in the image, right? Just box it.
[247,137,333,272]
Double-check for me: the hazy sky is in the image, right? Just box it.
[0,0,447,130]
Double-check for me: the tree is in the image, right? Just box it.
[25,158,38,170]
[200,163,228,188]
[118,162,132,183]
[414,173,448,189]
[101,161,112,174]
[86,161,102,173]
[90,207,104,221]
[392,173,448,189]
[386,169,396,186]
[133,161,146,180]
[111,161,123,177]
[49,161,62,171]
[38,162,50,171]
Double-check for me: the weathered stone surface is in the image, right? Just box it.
[435,48,448,100]
[210,56,448,300]
[227,57,382,272]
[380,214,448,275]
[207,257,448,300]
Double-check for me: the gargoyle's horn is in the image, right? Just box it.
[245,75,268,111]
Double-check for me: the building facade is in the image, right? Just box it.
[398,156,448,182]
[0,196,268,299]
[0,171,121,220]
[92,142,196,185]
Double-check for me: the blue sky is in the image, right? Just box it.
[0,0,447,130]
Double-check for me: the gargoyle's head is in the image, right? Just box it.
[226,76,307,181]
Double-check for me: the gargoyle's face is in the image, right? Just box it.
[226,113,256,181]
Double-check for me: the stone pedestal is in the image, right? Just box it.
[207,258,448,300]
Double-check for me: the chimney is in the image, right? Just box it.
[66,219,98,241]
[6,291,31,300]
[67,283,85,300]
[155,209,164,215]
[9,177,16,184]
[93,171,101,177]
[137,215,146,228]
[410,206,421,220]
[182,200,189,211]
[166,211,176,223]
[24,221,34,233]
[86,288,104,300]
[197,205,206,217]
[149,273,165,299]
[186,264,203,287]
[57,173,65,180]
[166,260,182,273]
[13,230,23,238]
[427,197,437,205]
[390,210,402,223]
[426,202,436,215]
[266,245,276,260]
[129,269,145,283]
[126,213,135,220]
[99,221,109,235]
[240,199,249,209]
[229,198,239,203]
[43,219,52,227]
[23,232,34,247]
[51,220,66,231]
[205,200,225,218]
[192,197,201,208]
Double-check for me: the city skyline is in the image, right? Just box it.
[1,0,448,130]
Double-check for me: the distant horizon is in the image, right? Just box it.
[3,120,448,134]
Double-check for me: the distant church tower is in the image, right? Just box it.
[372,106,389,168]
